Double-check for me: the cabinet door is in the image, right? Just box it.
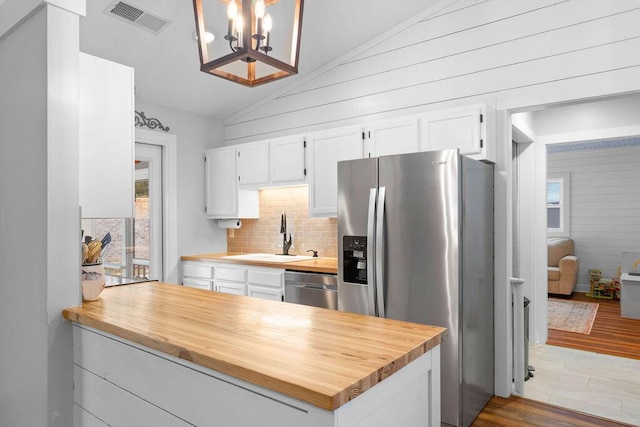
[182,262,214,279]
[270,136,306,183]
[205,147,237,218]
[366,117,419,158]
[237,142,269,186]
[308,126,364,217]
[215,280,247,296]
[419,107,483,156]
[247,269,283,288]
[79,53,134,218]
[247,285,282,301]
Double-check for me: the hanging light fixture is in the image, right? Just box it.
[192,0,304,87]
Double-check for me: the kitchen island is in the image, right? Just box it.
[63,282,444,426]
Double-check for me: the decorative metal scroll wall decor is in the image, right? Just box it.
[135,111,170,132]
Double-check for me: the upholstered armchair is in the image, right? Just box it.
[548,237,579,295]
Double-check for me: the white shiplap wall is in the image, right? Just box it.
[547,145,640,289]
[225,0,640,142]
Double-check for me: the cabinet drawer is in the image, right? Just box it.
[183,278,213,290]
[216,280,246,296]
[247,270,283,288]
[183,263,214,279]
[216,267,246,282]
[247,285,282,301]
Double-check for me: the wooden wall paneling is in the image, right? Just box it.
[74,404,109,427]
[548,145,640,286]
[348,0,562,64]
[260,19,640,122]
[226,1,640,142]
[228,37,640,141]
[232,0,640,115]
[296,4,640,99]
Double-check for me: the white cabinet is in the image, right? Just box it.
[364,117,419,158]
[247,268,284,301]
[247,286,282,301]
[79,53,134,218]
[214,265,247,295]
[270,136,307,184]
[180,260,284,300]
[181,261,215,290]
[237,142,270,186]
[308,126,364,218]
[205,147,259,219]
[419,104,495,162]
[73,325,440,427]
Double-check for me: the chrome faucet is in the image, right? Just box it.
[280,212,292,255]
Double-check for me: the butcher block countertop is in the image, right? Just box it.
[180,252,338,274]
[63,282,444,411]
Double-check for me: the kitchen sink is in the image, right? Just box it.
[222,253,315,263]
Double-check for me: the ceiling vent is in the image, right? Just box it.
[104,1,171,35]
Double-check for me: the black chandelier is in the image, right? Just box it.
[192,0,304,87]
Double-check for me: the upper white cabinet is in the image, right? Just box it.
[270,135,306,184]
[365,117,419,158]
[308,126,364,217]
[419,104,495,163]
[205,146,258,219]
[79,53,134,218]
[237,142,269,187]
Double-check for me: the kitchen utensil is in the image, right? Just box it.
[99,245,111,263]
[82,243,89,264]
[85,240,102,264]
[100,232,112,247]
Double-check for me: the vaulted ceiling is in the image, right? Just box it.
[80,0,439,120]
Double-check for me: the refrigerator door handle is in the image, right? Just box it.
[367,188,377,317]
[375,186,386,318]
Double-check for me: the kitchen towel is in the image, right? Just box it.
[218,219,242,229]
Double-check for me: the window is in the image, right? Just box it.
[547,173,570,236]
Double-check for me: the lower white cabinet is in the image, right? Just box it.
[181,261,215,291]
[248,285,282,301]
[181,260,284,301]
[72,324,440,427]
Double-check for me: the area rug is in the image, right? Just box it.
[548,299,599,335]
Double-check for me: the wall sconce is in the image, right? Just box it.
[192,0,304,87]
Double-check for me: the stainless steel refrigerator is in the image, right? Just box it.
[337,149,494,427]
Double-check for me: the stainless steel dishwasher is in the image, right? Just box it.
[284,271,338,310]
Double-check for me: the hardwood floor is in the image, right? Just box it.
[472,396,633,426]
[547,292,640,360]
[472,293,640,426]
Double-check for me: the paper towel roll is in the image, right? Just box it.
[218,219,242,229]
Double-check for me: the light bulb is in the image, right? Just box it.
[255,0,265,19]
[227,1,238,20]
[235,14,244,33]
[263,13,272,32]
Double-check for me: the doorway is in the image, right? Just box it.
[512,93,640,425]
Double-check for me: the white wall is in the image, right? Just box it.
[547,145,640,290]
[0,2,83,426]
[219,0,640,397]
[134,101,228,257]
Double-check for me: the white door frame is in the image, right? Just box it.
[135,128,178,284]
[135,143,163,280]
